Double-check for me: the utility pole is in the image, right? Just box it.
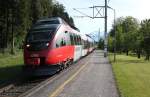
[107,6,116,61]
[113,9,116,62]
[73,0,114,57]
[98,28,100,42]
[104,0,108,57]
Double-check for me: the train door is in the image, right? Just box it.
[73,34,82,61]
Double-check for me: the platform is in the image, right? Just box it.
[23,50,119,97]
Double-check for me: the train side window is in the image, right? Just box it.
[76,35,78,45]
[60,39,66,46]
[77,35,80,45]
[56,43,59,48]
[80,36,82,45]
[77,35,79,45]
[55,38,66,48]
[56,37,61,48]
[75,34,78,45]
[70,33,74,45]
[81,39,84,46]
[78,35,81,45]
[72,34,75,45]
[73,34,75,45]
[83,40,86,49]
[56,39,60,48]
[75,34,79,45]
[78,36,80,45]
[85,40,88,48]
[65,31,71,45]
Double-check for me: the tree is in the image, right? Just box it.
[98,38,104,49]
[0,0,76,54]
[122,16,139,55]
[134,29,143,59]
[109,16,140,58]
[109,17,124,53]
[140,19,150,60]
[40,0,53,17]
[52,2,65,17]
[0,0,18,53]
[30,0,43,23]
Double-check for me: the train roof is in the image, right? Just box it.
[35,17,67,25]
[30,24,60,32]
[34,17,80,32]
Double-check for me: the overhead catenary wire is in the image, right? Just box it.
[73,8,93,18]
[108,0,110,4]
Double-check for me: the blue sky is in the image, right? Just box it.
[57,0,150,39]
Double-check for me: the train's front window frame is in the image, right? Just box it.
[36,20,60,25]
[26,29,54,42]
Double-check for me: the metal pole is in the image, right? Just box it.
[106,6,116,61]
[98,28,100,41]
[104,0,107,57]
[93,5,94,19]
[114,9,116,62]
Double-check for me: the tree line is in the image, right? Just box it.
[108,16,150,60]
[0,0,75,54]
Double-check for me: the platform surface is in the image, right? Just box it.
[57,50,119,97]
[27,50,119,97]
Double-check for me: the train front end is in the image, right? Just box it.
[23,24,60,75]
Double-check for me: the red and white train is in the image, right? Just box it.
[23,17,95,75]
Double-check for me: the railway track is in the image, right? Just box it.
[0,53,93,97]
[0,66,72,97]
[0,77,48,97]
[0,67,71,97]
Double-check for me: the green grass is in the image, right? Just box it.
[109,53,150,97]
[0,51,24,80]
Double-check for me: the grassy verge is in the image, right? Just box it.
[109,53,150,97]
[0,51,24,81]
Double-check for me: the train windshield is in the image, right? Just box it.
[26,28,55,42]
[26,24,59,42]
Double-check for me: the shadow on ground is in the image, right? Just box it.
[0,65,24,86]
[0,64,58,88]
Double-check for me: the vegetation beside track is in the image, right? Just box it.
[109,53,150,97]
[0,51,23,81]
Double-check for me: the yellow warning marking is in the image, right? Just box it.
[49,62,88,97]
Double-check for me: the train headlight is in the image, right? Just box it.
[26,44,30,48]
[46,43,49,47]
